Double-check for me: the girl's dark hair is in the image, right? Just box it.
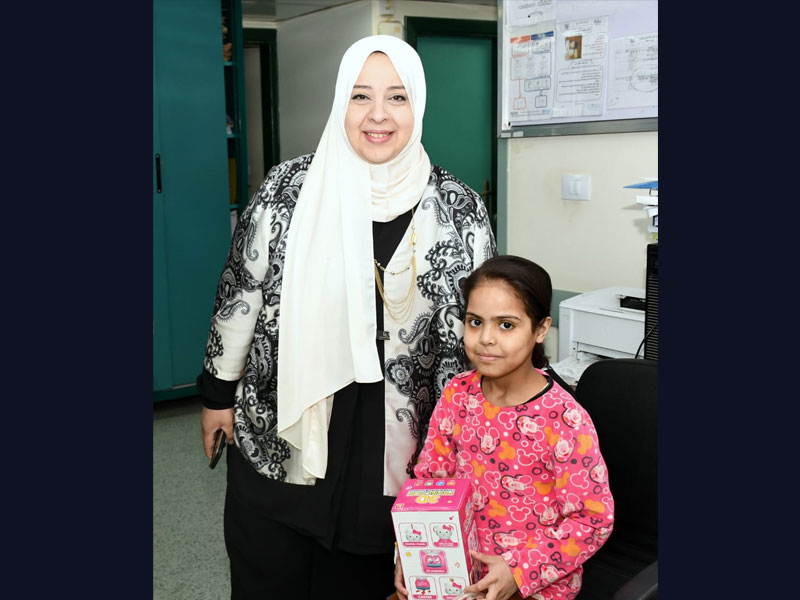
[461,255,552,368]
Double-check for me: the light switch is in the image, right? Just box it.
[562,174,591,201]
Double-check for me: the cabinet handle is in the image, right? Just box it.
[155,154,162,193]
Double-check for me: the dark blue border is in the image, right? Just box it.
[9,4,154,594]
[657,3,785,594]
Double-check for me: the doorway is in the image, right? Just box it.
[243,28,280,197]
[406,18,497,235]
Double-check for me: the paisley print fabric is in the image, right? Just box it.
[202,154,496,490]
[414,370,615,599]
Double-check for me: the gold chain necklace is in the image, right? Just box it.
[374,207,416,324]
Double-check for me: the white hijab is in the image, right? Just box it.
[277,35,431,482]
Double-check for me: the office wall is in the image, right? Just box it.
[504,130,657,362]
[505,131,657,293]
[373,0,497,30]
[276,2,373,160]
[242,20,277,29]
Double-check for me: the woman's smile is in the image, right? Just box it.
[345,52,414,164]
[363,130,394,143]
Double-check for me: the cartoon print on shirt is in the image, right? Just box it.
[471,486,489,511]
[553,437,574,463]
[561,493,584,516]
[595,527,612,543]
[438,414,455,435]
[465,393,483,413]
[540,564,568,584]
[589,462,607,484]
[568,572,581,593]
[492,529,527,551]
[516,414,546,441]
[543,525,567,540]
[501,474,533,497]
[561,406,583,428]
[508,503,532,523]
[475,425,500,454]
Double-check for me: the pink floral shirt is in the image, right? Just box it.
[413,370,614,599]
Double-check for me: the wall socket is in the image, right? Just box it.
[562,174,591,201]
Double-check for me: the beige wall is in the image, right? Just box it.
[372,0,497,33]
[276,2,373,160]
[242,19,277,29]
[505,131,658,293]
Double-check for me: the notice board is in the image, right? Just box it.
[499,0,657,137]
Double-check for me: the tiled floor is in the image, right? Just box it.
[153,396,230,599]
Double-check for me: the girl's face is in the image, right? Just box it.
[345,52,414,164]
[464,280,549,382]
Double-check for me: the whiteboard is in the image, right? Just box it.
[499,0,657,136]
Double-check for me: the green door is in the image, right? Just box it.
[153,0,231,395]
[415,33,497,232]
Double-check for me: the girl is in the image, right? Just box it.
[397,255,614,600]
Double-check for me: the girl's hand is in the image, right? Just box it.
[394,559,408,600]
[463,550,519,600]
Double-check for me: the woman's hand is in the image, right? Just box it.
[463,550,519,600]
[394,558,408,600]
[201,407,234,459]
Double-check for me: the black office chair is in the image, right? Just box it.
[572,358,658,600]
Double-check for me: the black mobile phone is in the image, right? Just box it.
[209,430,227,469]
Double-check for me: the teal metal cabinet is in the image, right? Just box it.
[153,0,232,400]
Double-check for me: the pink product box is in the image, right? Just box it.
[392,478,482,600]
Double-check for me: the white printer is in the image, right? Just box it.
[553,286,645,385]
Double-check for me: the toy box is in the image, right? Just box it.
[391,478,482,600]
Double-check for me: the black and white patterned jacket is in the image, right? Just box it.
[203,153,496,495]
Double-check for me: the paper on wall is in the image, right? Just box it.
[607,33,658,110]
[552,16,608,119]
[505,0,556,28]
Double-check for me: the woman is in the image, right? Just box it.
[199,35,496,599]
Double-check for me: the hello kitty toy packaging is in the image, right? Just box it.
[392,478,481,600]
